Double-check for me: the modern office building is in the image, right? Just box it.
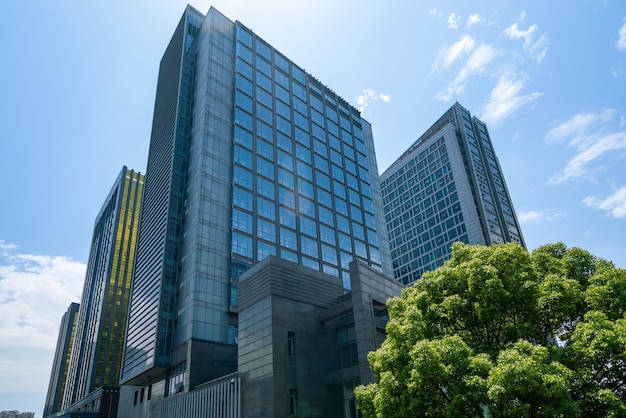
[61,167,144,409]
[121,4,392,409]
[43,302,80,417]
[381,102,525,285]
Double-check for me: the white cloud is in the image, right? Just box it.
[617,19,626,51]
[503,20,549,63]
[549,131,626,184]
[479,75,542,125]
[0,243,85,394]
[448,13,461,29]
[583,186,626,218]
[355,88,391,113]
[427,8,440,16]
[467,13,482,27]
[436,43,499,102]
[517,210,567,224]
[432,35,476,73]
[546,109,616,144]
[546,109,626,184]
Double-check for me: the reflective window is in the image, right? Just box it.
[277,149,293,170]
[275,54,289,73]
[236,58,253,79]
[276,100,291,120]
[317,188,332,208]
[234,145,252,167]
[296,161,313,182]
[319,206,334,227]
[257,196,275,221]
[320,225,336,245]
[257,218,276,242]
[237,42,252,62]
[280,227,298,251]
[275,69,289,89]
[256,39,271,61]
[233,187,252,211]
[335,197,348,216]
[256,87,272,109]
[292,66,306,85]
[279,206,297,229]
[256,71,272,92]
[257,241,276,261]
[235,90,253,112]
[337,215,350,234]
[256,57,272,77]
[297,177,314,199]
[232,232,252,258]
[232,208,253,234]
[279,186,296,209]
[322,244,338,265]
[257,157,274,180]
[257,122,273,145]
[234,126,252,149]
[257,103,273,125]
[298,196,315,217]
[300,215,318,238]
[256,176,275,200]
[234,108,252,131]
[233,165,253,189]
[257,137,274,161]
[338,233,352,252]
[301,236,318,258]
[278,168,294,189]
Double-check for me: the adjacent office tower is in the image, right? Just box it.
[43,302,80,417]
[61,167,144,408]
[121,5,391,398]
[381,102,525,285]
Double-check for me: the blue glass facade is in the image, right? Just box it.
[381,103,525,285]
[121,6,391,395]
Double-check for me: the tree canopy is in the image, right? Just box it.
[355,242,626,417]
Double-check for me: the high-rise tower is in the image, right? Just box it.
[121,6,391,399]
[43,302,79,417]
[381,102,525,285]
[61,167,144,408]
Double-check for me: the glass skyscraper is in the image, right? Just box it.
[61,167,144,409]
[43,302,79,417]
[381,102,525,285]
[121,6,391,398]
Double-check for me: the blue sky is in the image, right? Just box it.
[1,0,626,415]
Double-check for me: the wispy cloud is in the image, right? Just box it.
[517,210,567,224]
[0,242,85,393]
[546,109,626,184]
[432,13,546,123]
[503,16,549,63]
[427,8,441,17]
[448,13,461,29]
[546,108,616,144]
[355,88,391,113]
[436,43,499,101]
[467,13,482,27]
[480,74,543,125]
[617,18,626,51]
[432,35,476,73]
[583,186,626,218]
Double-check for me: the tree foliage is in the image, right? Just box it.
[355,242,626,417]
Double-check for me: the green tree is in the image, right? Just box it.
[355,242,626,418]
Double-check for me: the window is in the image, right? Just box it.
[289,388,298,415]
[287,331,295,356]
